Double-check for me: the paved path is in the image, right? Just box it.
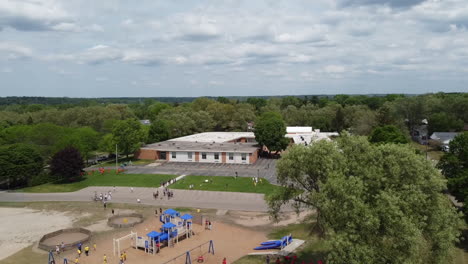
[88,158,278,184]
[0,186,288,212]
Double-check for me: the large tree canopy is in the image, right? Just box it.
[268,135,461,264]
[49,146,84,182]
[254,112,289,154]
[111,119,146,158]
[438,132,468,202]
[369,125,408,144]
[0,143,43,188]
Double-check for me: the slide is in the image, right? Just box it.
[254,241,282,250]
[254,236,293,250]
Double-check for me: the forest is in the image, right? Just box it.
[0,93,467,189]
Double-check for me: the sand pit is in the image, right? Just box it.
[39,228,91,251]
[0,207,74,261]
[108,213,143,228]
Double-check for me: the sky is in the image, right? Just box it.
[0,0,467,97]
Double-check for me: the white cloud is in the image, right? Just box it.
[0,42,33,59]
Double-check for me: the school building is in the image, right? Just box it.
[135,132,259,164]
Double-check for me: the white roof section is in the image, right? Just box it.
[430,132,460,145]
[287,126,313,133]
[286,132,339,145]
[169,132,255,143]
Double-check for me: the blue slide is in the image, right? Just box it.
[254,241,282,250]
[254,236,292,250]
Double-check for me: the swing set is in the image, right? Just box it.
[160,240,215,264]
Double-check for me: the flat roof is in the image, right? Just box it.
[142,141,259,153]
[168,132,255,143]
[287,126,313,133]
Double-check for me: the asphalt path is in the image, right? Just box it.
[0,186,290,212]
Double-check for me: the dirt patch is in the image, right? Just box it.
[0,207,74,261]
[41,232,89,247]
[228,210,314,227]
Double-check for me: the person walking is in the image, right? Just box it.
[93,243,97,251]
[103,254,107,263]
[130,187,134,193]
[266,255,270,264]
[77,249,81,257]
[156,242,160,254]
[84,245,89,256]
[222,257,227,264]
[123,251,127,261]
[103,201,107,209]
[78,243,82,251]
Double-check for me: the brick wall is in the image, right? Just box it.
[249,149,259,164]
[135,149,157,160]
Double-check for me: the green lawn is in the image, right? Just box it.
[90,157,155,167]
[169,175,283,195]
[20,171,176,193]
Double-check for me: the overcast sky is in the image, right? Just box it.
[1,0,467,97]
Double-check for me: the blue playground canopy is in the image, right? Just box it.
[180,214,193,220]
[164,208,178,216]
[147,231,161,238]
[162,222,176,229]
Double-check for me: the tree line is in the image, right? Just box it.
[0,93,466,189]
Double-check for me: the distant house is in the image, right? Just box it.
[430,132,460,146]
[285,126,338,146]
[139,120,151,126]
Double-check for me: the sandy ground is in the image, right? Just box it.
[58,216,267,264]
[0,208,74,261]
[229,210,313,227]
[41,232,89,247]
[109,216,141,225]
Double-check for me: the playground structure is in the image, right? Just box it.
[107,213,144,228]
[39,228,91,252]
[136,208,195,255]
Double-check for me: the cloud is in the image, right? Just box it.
[0,0,71,31]
[337,0,427,8]
[172,15,221,41]
[0,42,33,59]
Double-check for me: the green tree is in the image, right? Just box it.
[438,132,468,202]
[268,135,461,264]
[369,125,408,144]
[332,107,345,132]
[428,112,464,134]
[0,144,43,188]
[112,119,146,158]
[254,112,289,154]
[148,119,171,143]
[56,127,99,165]
[246,97,267,112]
[49,147,84,182]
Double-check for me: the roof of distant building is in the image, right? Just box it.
[142,141,258,153]
[286,126,313,133]
[139,119,151,125]
[168,132,255,143]
[430,132,460,144]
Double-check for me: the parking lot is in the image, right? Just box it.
[125,158,278,184]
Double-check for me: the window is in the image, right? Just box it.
[202,152,207,159]
[241,153,246,161]
[214,153,219,160]
[172,152,177,159]
[228,153,234,160]
[188,152,192,159]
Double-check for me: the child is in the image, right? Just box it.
[103,254,107,263]
[93,243,97,251]
[84,245,89,256]
[77,249,81,257]
[123,251,127,261]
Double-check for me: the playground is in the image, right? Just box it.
[46,208,268,264]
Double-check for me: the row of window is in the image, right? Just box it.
[171,152,247,160]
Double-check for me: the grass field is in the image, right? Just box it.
[411,142,444,162]
[169,175,283,195]
[90,157,155,167]
[20,171,176,193]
